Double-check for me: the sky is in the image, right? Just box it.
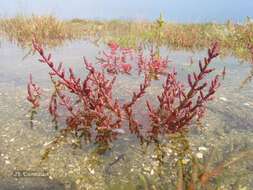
[0,0,252,23]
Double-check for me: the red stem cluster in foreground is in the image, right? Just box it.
[33,40,150,144]
[30,40,221,145]
[147,42,220,138]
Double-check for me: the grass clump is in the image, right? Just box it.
[0,15,78,48]
[1,15,253,62]
[67,18,253,61]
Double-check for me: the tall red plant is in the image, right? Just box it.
[147,42,220,138]
[30,40,221,147]
[33,40,124,145]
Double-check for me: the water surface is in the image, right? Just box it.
[0,39,253,189]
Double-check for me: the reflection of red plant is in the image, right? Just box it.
[30,40,221,147]
[222,66,226,80]
[27,74,41,109]
[48,78,58,123]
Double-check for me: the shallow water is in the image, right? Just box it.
[0,39,253,189]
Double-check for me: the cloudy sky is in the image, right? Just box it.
[0,0,252,23]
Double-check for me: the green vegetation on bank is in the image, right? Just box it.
[0,15,253,61]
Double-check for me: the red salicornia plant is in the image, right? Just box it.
[33,40,125,145]
[30,40,221,147]
[27,73,42,127]
[147,42,220,139]
[137,46,171,79]
[96,41,133,75]
[97,42,170,79]
[27,73,41,108]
